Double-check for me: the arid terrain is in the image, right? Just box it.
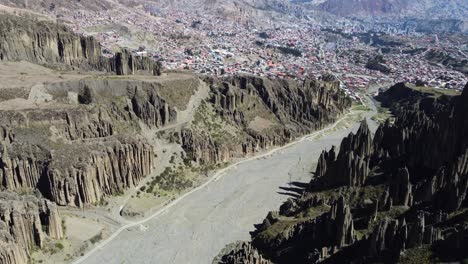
[0,10,353,264]
[0,1,466,264]
[73,96,378,264]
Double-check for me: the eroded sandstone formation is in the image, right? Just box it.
[0,13,161,75]
[0,77,194,206]
[313,120,372,188]
[0,192,63,264]
[218,242,273,264]
[182,75,351,165]
[218,82,468,263]
[45,136,153,206]
[248,197,355,263]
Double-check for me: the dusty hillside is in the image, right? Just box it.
[317,0,468,19]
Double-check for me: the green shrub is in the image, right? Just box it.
[89,232,102,244]
[55,242,64,250]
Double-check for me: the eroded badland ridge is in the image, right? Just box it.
[0,11,352,263]
[0,13,161,75]
[218,82,468,263]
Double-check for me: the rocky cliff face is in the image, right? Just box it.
[0,13,161,75]
[45,136,153,206]
[0,192,63,264]
[218,242,273,264]
[249,197,355,263]
[182,75,351,165]
[313,120,372,188]
[218,82,468,263]
[0,77,193,207]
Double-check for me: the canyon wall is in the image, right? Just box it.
[0,78,185,207]
[0,192,63,264]
[182,75,351,165]
[0,13,161,75]
[219,82,468,263]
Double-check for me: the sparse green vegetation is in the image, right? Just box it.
[89,232,103,244]
[146,167,193,195]
[298,204,329,219]
[255,217,303,243]
[157,77,198,111]
[355,230,366,240]
[406,83,461,98]
[98,198,109,206]
[61,219,66,234]
[55,242,64,250]
[399,246,433,264]
[169,155,176,164]
[192,101,241,146]
[368,206,409,233]
[352,103,371,111]
[371,111,393,124]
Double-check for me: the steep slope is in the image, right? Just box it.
[320,0,409,17]
[0,77,190,207]
[0,13,161,75]
[182,75,351,165]
[0,0,113,13]
[1,0,299,22]
[0,192,63,264]
[219,82,468,263]
[317,0,468,20]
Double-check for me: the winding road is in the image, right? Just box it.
[73,95,378,264]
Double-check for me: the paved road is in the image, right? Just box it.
[75,98,378,264]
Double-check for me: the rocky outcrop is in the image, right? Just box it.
[363,210,447,262]
[114,49,161,76]
[327,197,356,248]
[0,133,153,207]
[45,136,153,207]
[218,242,273,264]
[131,86,177,127]
[387,167,413,207]
[0,75,199,206]
[250,197,355,263]
[0,192,63,263]
[183,75,351,165]
[373,83,468,213]
[366,55,391,74]
[181,129,232,165]
[0,232,27,264]
[0,13,161,75]
[312,120,372,188]
[0,77,191,206]
[218,82,468,263]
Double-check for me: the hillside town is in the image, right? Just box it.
[55,6,466,97]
